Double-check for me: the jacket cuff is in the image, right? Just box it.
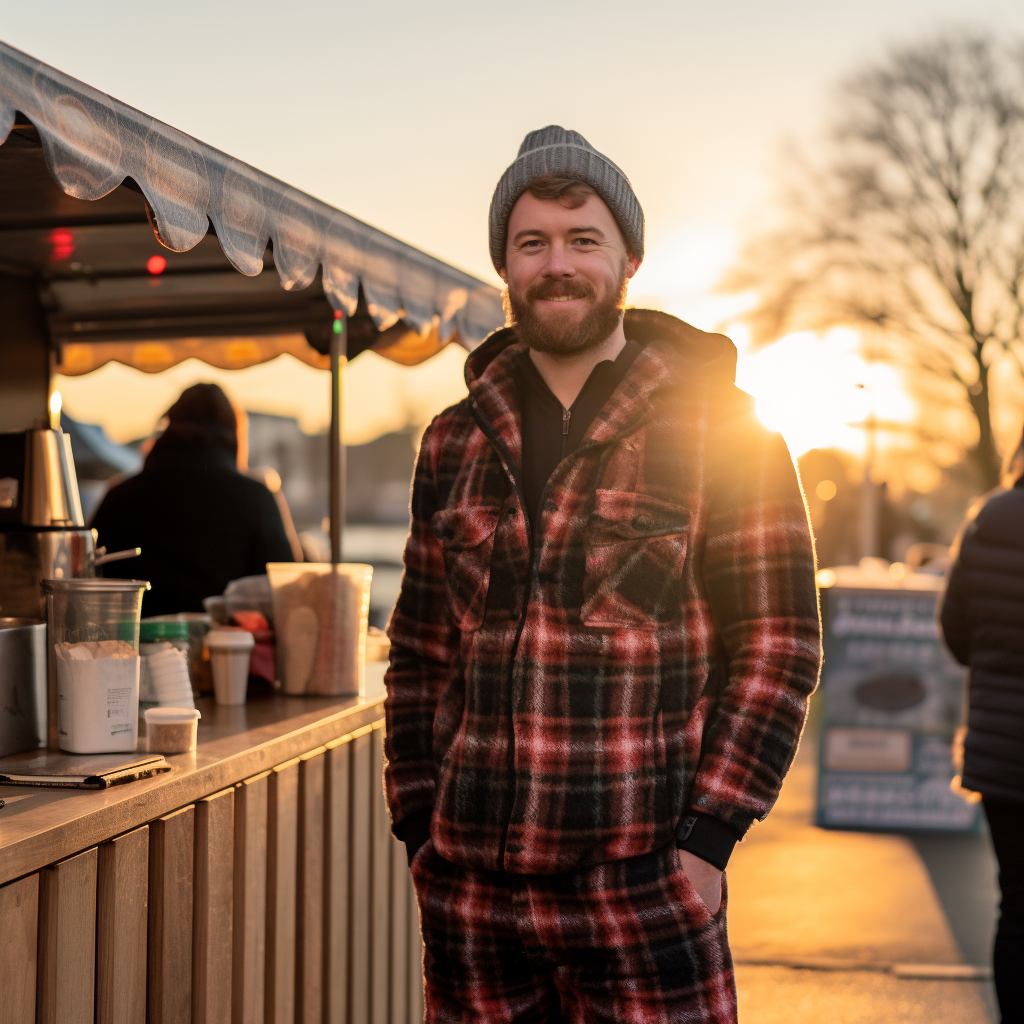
[393,809,432,865]
[675,810,742,870]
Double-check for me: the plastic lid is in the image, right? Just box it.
[207,629,255,649]
[145,612,210,623]
[144,707,201,723]
[140,621,190,642]
[41,578,151,593]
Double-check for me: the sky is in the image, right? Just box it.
[7,0,1024,451]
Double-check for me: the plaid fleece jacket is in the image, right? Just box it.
[384,309,821,875]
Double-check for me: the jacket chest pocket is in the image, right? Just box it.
[582,490,690,628]
[432,505,501,631]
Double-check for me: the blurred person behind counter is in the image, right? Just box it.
[92,383,297,615]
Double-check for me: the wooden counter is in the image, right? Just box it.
[0,664,424,1024]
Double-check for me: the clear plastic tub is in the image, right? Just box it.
[41,578,150,753]
[266,563,373,696]
[144,706,201,753]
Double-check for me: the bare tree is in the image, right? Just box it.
[726,33,1024,488]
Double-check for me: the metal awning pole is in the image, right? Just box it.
[329,312,346,564]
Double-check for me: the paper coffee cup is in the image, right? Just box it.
[207,630,255,706]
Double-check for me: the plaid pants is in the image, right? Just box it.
[411,840,737,1023]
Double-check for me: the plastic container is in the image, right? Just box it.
[141,613,211,683]
[202,595,229,626]
[140,620,194,708]
[223,574,274,622]
[365,627,391,663]
[140,619,191,651]
[207,629,255,705]
[41,578,150,753]
[145,706,201,753]
[267,563,373,696]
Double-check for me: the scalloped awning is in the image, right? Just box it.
[0,39,504,374]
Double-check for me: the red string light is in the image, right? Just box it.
[49,228,74,262]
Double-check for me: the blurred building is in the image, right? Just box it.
[246,414,416,626]
[797,447,987,569]
[246,414,417,531]
[245,413,328,535]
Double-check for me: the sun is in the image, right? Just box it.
[732,327,916,459]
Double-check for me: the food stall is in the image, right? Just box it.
[0,40,503,1024]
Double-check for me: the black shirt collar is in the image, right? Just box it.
[518,336,642,411]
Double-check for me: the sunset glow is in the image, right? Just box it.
[733,327,916,460]
[629,225,752,332]
[59,323,921,467]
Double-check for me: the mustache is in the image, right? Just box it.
[524,278,596,303]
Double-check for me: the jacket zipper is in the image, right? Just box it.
[468,398,627,866]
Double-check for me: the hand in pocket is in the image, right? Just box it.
[676,848,723,915]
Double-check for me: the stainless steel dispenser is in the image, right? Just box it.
[0,428,96,619]
[0,616,47,756]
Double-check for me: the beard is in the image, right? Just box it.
[504,263,629,356]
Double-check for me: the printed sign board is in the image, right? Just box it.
[816,582,980,831]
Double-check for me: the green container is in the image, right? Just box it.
[140,620,190,643]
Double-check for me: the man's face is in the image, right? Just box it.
[500,191,640,356]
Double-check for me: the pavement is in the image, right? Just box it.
[726,724,1000,1023]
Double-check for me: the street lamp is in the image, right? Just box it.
[854,381,880,561]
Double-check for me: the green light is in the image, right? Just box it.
[332,319,343,334]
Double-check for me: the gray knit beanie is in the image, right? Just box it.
[488,125,644,272]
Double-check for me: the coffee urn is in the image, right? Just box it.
[0,427,96,619]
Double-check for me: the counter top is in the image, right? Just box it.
[0,664,388,885]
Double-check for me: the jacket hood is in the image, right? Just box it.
[465,308,737,392]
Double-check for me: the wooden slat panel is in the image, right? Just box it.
[370,727,391,1024]
[0,701,384,890]
[265,758,299,1024]
[148,804,195,1024]
[295,749,325,1024]
[37,847,97,1024]
[97,827,149,1024]
[389,835,410,1024]
[348,730,373,1024]
[408,878,424,1024]
[233,772,269,1024]
[324,737,352,1024]
[193,788,235,1024]
[0,873,39,1024]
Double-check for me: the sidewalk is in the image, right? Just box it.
[726,731,999,1023]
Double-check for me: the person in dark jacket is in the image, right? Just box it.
[940,434,1024,1024]
[92,383,294,616]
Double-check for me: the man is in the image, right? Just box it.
[384,126,821,1023]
